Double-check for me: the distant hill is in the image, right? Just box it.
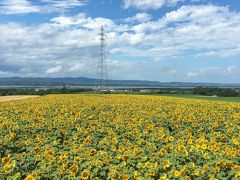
[0,77,239,88]
[0,77,161,87]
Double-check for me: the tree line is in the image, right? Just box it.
[0,87,93,96]
[1,86,239,97]
[193,86,239,97]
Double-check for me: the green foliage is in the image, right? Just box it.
[194,86,239,97]
[0,87,93,96]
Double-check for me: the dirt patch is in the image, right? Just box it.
[0,96,39,103]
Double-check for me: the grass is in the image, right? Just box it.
[154,93,240,103]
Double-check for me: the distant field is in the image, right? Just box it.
[156,94,240,102]
[0,95,39,102]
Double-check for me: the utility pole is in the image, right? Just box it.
[96,26,108,93]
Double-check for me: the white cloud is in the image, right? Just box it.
[50,13,115,30]
[0,70,14,77]
[83,17,115,30]
[123,0,183,10]
[68,63,86,72]
[184,66,240,83]
[128,33,145,45]
[136,5,240,58]
[190,0,204,2]
[0,0,40,14]
[50,13,88,27]
[46,65,63,74]
[41,0,86,14]
[0,0,86,14]
[169,69,177,76]
[49,4,240,60]
[125,13,152,23]
[226,66,237,74]
[41,0,86,8]
[110,48,125,55]
[187,72,199,78]
[196,46,240,58]
[0,4,240,81]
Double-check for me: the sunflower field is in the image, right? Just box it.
[0,94,239,179]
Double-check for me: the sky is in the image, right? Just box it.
[0,0,240,83]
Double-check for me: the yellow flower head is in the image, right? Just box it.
[119,145,125,152]
[34,146,40,153]
[201,144,207,150]
[122,174,129,180]
[203,165,209,172]
[3,163,11,173]
[162,148,167,154]
[232,137,239,145]
[14,141,21,147]
[1,156,10,164]
[168,136,174,142]
[69,164,78,174]
[134,146,139,154]
[145,161,151,168]
[111,145,116,152]
[90,149,97,155]
[137,140,142,145]
[193,170,200,176]
[178,145,186,152]
[174,170,180,177]
[235,171,240,177]
[116,154,121,160]
[59,129,67,136]
[25,175,35,180]
[163,160,171,169]
[110,170,120,179]
[160,173,168,180]
[81,169,91,180]
[122,155,128,161]
[134,171,139,178]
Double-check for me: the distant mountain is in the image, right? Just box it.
[0,77,239,88]
[0,77,161,87]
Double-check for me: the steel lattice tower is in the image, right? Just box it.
[96,26,108,92]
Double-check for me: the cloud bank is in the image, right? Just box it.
[0,3,240,82]
[123,0,184,10]
[0,0,86,14]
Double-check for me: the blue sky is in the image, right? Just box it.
[0,0,240,83]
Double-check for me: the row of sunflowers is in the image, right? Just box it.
[0,94,239,179]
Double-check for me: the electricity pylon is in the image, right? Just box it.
[96,26,108,93]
